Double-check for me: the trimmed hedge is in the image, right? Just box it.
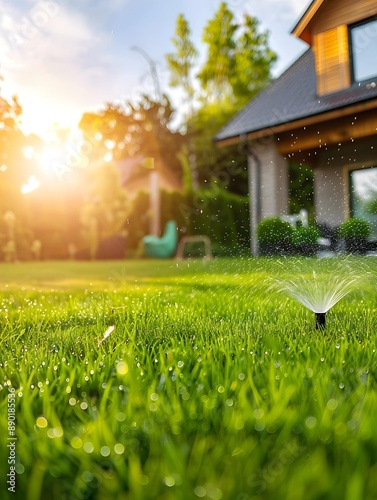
[292,226,320,256]
[257,216,322,256]
[338,217,371,254]
[257,217,295,256]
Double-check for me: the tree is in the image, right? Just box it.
[79,94,184,182]
[196,2,238,101]
[166,14,198,113]
[197,3,276,105]
[166,2,277,193]
[166,14,200,187]
[230,14,277,106]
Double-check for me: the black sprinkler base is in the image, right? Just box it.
[315,313,326,329]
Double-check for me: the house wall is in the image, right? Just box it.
[309,0,377,95]
[314,136,377,226]
[248,140,289,255]
[314,163,346,226]
[259,141,289,218]
[311,0,377,34]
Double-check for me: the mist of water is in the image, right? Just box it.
[274,270,360,314]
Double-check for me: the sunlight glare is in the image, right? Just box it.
[22,146,35,160]
[21,175,40,194]
[104,151,113,163]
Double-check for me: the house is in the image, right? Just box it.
[215,0,377,255]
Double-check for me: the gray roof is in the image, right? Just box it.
[215,49,377,142]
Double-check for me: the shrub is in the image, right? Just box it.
[338,217,370,239]
[292,226,320,256]
[257,217,294,256]
[189,188,249,248]
[338,217,371,254]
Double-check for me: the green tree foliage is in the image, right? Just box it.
[230,14,278,106]
[167,3,277,195]
[166,14,200,187]
[197,3,277,105]
[166,14,198,111]
[79,94,184,181]
[196,2,238,101]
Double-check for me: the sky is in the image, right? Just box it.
[0,0,309,139]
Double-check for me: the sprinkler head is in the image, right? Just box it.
[315,312,326,329]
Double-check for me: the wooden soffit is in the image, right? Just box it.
[277,107,377,155]
[216,98,377,148]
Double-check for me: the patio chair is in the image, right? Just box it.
[142,220,178,258]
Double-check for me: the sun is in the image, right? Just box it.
[20,126,91,194]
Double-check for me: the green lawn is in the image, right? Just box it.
[1,257,377,500]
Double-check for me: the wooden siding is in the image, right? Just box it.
[313,25,350,95]
[311,0,377,35]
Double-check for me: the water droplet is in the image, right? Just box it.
[83,442,94,453]
[194,485,206,497]
[113,443,125,455]
[116,362,129,375]
[253,409,264,419]
[36,416,48,429]
[327,399,338,411]
[164,476,175,487]
[305,416,317,429]
[71,437,83,449]
[100,446,110,457]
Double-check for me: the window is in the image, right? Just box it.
[350,18,377,83]
[349,167,377,238]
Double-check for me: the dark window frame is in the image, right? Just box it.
[349,15,377,84]
[349,165,377,216]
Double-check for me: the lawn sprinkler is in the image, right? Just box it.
[273,265,361,330]
[315,312,326,329]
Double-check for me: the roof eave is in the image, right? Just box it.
[291,0,325,41]
[215,96,377,147]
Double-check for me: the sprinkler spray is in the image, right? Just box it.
[273,262,360,330]
[315,312,326,329]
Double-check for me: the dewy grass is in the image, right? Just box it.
[0,258,377,500]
